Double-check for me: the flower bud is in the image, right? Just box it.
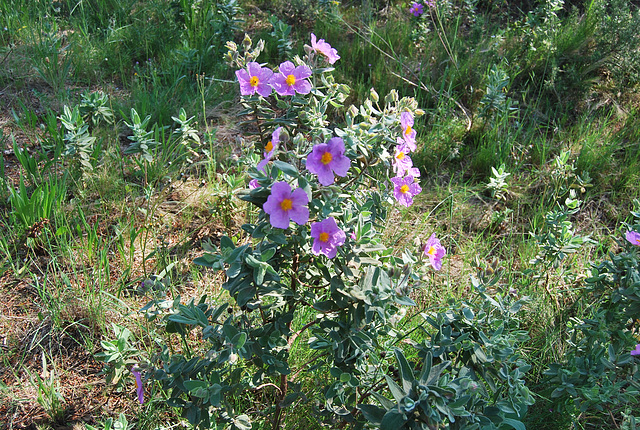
[348,105,358,119]
[385,89,399,104]
[242,34,252,50]
[369,88,379,103]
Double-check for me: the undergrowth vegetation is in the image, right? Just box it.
[0,0,639,429]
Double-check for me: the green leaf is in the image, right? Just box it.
[221,236,234,250]
[183,380,208,397]
[273,160,298,177]
[358,404,386,425]
[380,409,406,430]
[232,414,252,430]
[394,348,415,392]
[372,392,397,411]
[502,418,526,430]
[167,314,198,325]
[245,254,261,268]
[232,332,247,349]
[260,247,277,262]
[384,375,407,403]
[225,244,249,264]
[419,352,433,386]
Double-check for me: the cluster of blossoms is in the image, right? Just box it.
[236,61,311,98]
[261,136,350,259]
[236,34,444,269]
[391,111,421,207]
[235,33,340,99]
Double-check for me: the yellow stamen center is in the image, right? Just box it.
[265,141,273,152]
[426,246,436,256]
[405,125,413,136]
[285,74,296,86]
[319,232,329,242]
[396,152,405,160]
[321,152,333,165]
[636,238,640,245]
[400,184,410,194]
[250,76,259,87]
[280,198,293,211]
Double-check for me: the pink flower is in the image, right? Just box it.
[132,366,144,405]
[306,137,351,186]
[393,143,414,176]
[407,167,421,178]
[400,112,417,151]
[272,61,312,96]
[625,231,640,246]
[310,217,346,259]
[391,175,421,207]
[235,62,273,97]
[424,233,446,270]
[249,179,260,189]
[631,344,640,356]
[263,181,309,229]
[310,33,340,64]
[257,127,281,172]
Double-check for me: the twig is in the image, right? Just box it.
[253,383,282,394]
[288,318,320,347]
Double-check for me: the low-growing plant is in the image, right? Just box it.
[86,413,132,430]
[29,19,73,96]
[9,175,65,230]
[123,108,161,163]
[28,352,65,423]
[59,104,97,172]
[79,90,115,129]
[486,164,510,201]
[95,323,141,388]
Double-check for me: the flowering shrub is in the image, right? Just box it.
[140,33,534,429]
[544,204,640,417]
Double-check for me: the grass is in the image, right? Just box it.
[0,0,639,428]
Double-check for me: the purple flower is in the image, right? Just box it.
[263,181,309,229]
[625,231,640,246]
[409,2,424,16]
[400,112,417,150]
[257,127,282,171]
[424,233,446,271]
[310,33,340,64]
[310,217,346,259]
[631,344,640,356]
[407,167,421,178]
[391,175,421,207]
[393,143,414,176]
[272,61,312,96]
[306,137,351,186]
[249,179,260,189]
[235,62,274,97]
[132,366,144,405]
